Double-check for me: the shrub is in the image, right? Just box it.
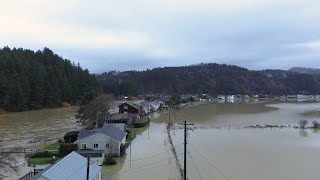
[63,131,79,143]
[58,143,78,156]
[104,156,116,165]
[62,102,71,108]
[133,117,150,128]
[120,143,128,156]
[312,121,320,128]
[0,108,6,114]
[31,151,55,158]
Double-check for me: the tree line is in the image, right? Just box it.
[0,47,101,112]
[98,63,320,96]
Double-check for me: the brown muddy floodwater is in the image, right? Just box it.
[2,101,320,180]
[0,106,80,148]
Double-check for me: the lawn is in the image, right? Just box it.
[28,158,54,165]
[41,142,61,152]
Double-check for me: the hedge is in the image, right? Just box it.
[31,151,56,158]
[104,156,116,165]
[133,117,150,128]
[58,143,78,156]
[63,131,79,143]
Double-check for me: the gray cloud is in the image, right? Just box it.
[1,0,320,73]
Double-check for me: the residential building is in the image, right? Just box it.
[108,113,140,124]
[118,102,145,114]
[30,151,101,180]
[76,124,127,156]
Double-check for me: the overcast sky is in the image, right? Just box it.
[1,0,320,73]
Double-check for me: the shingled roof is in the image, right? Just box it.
[77,124,126,142]
[118,102,142,110]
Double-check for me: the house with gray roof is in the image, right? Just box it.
[118,102,145,114]
[108,113,140,124]
[76,124,127,156]
[30,151,101,180]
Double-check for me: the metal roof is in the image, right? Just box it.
[32,151,101,180]
[78,124,126,142]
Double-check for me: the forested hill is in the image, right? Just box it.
[98,63,320,96]
[98,63,293,96]
[0,47,100,112]
[289,67,320,75]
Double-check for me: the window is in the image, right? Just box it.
[106,144,109,148]
[81,143,87,149]
[94,144,99,149]
[123,105,128,109]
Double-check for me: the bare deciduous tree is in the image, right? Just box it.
[78,94,115,128]
[298,120,308,129]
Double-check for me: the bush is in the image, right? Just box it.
[31,151,55,158]
[133,117,150,128]
[63,131,79,143]
[104,156,116,165]
[120,143,129,156]
[312,121,320,128]
[58,143,78,156]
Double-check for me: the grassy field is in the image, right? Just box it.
[28,158,53,165]
[41,142,61,152]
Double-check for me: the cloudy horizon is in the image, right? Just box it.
[1,0,320,73]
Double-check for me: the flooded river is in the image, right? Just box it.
[1,101,320,180]
[0,107,80,148]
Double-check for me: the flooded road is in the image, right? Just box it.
[101,113,181,180]
[1,101,320,180]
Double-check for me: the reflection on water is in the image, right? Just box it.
[299,129,308,137]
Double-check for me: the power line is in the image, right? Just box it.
[187,150,203,180]
[188,142,231,180]
[176,127,231,180]
[115,146,183,163]
[105,153,183,178]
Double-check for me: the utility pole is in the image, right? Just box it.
[86,155,90,180]
[184,121,187,180]
[180,121,194,180]
[169,107,171,124]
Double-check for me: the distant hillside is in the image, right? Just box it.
[289,67,320,75]
[98,63,293,96]
[0,47,101,112]
[98,64,320,96]
[259,69,320,95]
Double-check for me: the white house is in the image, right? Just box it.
[227,95,235,101]
[217,95,226,100]
[76,124,127,156]
[30,151,101,180]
